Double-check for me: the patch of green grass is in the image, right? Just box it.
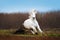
[44,30,60,37]
[0,29,15,35]
[47,33,60,37]
[0,29,60,37]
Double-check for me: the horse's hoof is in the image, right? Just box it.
[35,33,38,35]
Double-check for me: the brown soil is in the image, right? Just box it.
[0,35,60,40]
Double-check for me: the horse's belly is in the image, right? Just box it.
[23,19,36,29]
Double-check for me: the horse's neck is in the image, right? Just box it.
[29,17,36,21]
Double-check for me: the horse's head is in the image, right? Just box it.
[29,9,37,19]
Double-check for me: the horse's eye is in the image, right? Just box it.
[33,17,35,19]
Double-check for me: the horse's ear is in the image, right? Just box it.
[29,9,37,15]
[32,9,37,14]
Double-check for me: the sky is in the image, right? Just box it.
[0,0,60,12]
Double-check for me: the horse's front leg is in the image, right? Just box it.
[34,20,43,33]
[37,25,43,33]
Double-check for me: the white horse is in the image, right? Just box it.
[23,9,43,34]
